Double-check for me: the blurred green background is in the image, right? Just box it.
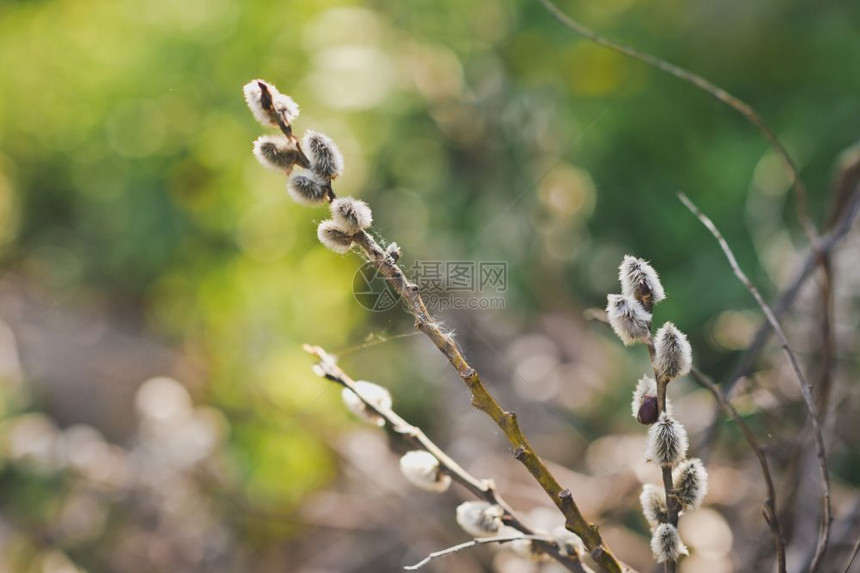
[0,0,858,571]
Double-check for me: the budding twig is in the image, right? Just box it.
[246,79,627,573]
[679,192,831,572]
[304,344,589,572]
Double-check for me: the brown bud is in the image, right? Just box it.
[637,395,659,425]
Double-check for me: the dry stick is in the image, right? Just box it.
[304,344,592,573]
[345,233,626,573]
[844,535,860,573]
[679,192,832,572]
[403,534,559,571]
[536,0,817,242]
[700,182,860,455]
[688,367,787,573]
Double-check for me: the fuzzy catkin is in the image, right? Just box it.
[243,79,300,127]
[672,458,709,509]
[639,484,668,528]
[317,220,354,254]
[653,322,692,380]
[606,294,652,346]
[399,451,451,492]
[340,381,392,426]
[631,375,658,423]
[619,255,666,305]
[650,523,688,563]
[646,412,688,466]
[455,501,504,538]
[287,173,327,205]
[303,131,344,179]
[331,197,373,235]
[253,135,299,172]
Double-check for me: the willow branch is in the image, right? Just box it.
[679,192,831,572]
[536,0,816,241]
[403,534,573,571]
[304,344,590,573]
[645,340,679,573]
[843,534,860,573]
[688,366,786,572]
[345,232,627,573]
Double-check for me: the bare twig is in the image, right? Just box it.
[679,192,832,572]
[688,367,786,572]
[304,344,590,573]
[843,534,860,573]
[699,181,860,456]
[535,0,816,241]
[403,534,570,571]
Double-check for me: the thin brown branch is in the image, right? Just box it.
[346,232,628,573]
[536,0,816,241]
[403,534,578,572]
[304,344,590,573]
[844,534,860,573]
[679,192,832,572]
[699,181,860,457]
[688,367,786,572]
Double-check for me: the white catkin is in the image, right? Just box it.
[619,255,666,304]
[606,294,652,346]
[243,79,300,127]
[631,375,657,418]
[455,501,504,538]
[399,451,451,492]
[317,220,354,254]
[646,412,688,466]
[330,197,373,234]
[253,135,298,172]
[654,322,692,379]
[303,131,344,179]
[650,523,688,563]
[287,173,328,205]
[639,484,668,528]
[672,458,709,510]
[340,381,391,426]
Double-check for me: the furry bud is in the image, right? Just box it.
[243,79,300,128]
[646,412,688,466]
[331,197,373,235]
[654,322,692,380]
[455,501,504,538]
[253,135,299,173]
[287,173,328,205]
[632,376,660,424]
[340,381,392,426]
[385,242,402,261]
[672,458,709,510]
[606,294,652,346]
[303,131,344,179]
[619,255,666,308]
[639,484,668,528]
[399,450,451,492]
[317,220,354,254]
[650,523,688,563]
